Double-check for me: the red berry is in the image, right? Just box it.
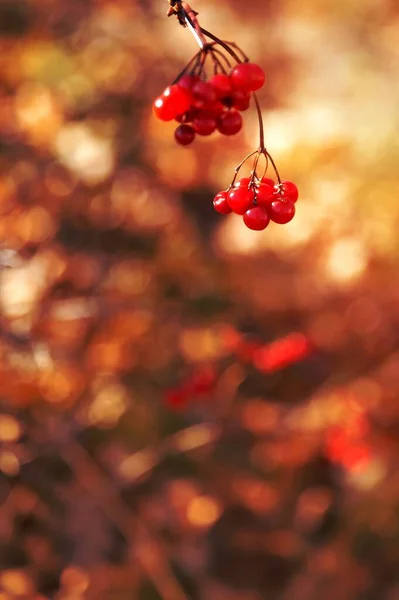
[256,183,275,207]
[230,63,266,92]
[153,85,192,121]
[209,73,233,98]
[232,89,251,111]
[192,80,217,108]
[243,205,270,230]
[227,186,254,214]
[213,191,232,214]
[202,101,225,118]
[177,74,200,92]
[193,114,217,136]
[217,110,243,135]
[261,177,275,187]
[234,177,251,188]
[275,180,299,203]
[269,199,295,224]
[175,107,199,123]
[174,124,196,146]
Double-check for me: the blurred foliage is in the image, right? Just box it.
[0,0,399,598]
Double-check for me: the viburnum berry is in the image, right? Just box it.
[202,101,225,119]
[234,177,251,188]
[230,62,265,92]
[256,183,275,207]
[192,80,217,108]
[174,123,196,145]
[213,191,232,214]
[261,176,275,187]
[269,199,295,224]
[153,85,192,121]
[276,180,299,202]
[243,205,270,230]
[175,107,199,123]
[177,74,200,92]
[193,114,217,136]
[227,186,254,214]
[209,73,233,99]
[217,110,243,135]
[231,89,251,111]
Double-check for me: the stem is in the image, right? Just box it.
[229,150,258,188]
[180,2,208,48]
[171,49,202,84]
[253,93,265,150]
[200,28,243,64]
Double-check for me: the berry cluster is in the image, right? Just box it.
[213,175,299,231]
[155,1,299,233]
[153,62,265,145]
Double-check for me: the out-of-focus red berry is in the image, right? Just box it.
[174,124,196,145]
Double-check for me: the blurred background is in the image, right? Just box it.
[0,0,399,598]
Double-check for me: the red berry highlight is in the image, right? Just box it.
[234,177,251,188]
[230,62,266,92]
[227,186,254,214]
[153,85,192,121]
[174,124,196,146]
[243,205,270,230]
[213,191,232,214]
[276,180,299,202]
[217,110,243,135]
[269,199,295,224]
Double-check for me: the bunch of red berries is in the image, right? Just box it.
[153,62,265,145]
[153,5,299,233]
[213,175,299,231]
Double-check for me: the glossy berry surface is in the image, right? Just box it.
[243,205,270,230]
[276,180,299,202]
[256,183,275,207]
[269,199,295,224]
[231,89,251,111]
[213,191,232,214]
[261,177,275,187]
[234,177,251,188]
[202,101,225,118]
[174,124,196,145]
[192,80,217,107]
[193,115,217,136]
[230,62,265,92]
[217,110,243,135]
[227,187,254,214]
[177,74,199,92]
[209,73,232,98]
[153,85,192,121]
